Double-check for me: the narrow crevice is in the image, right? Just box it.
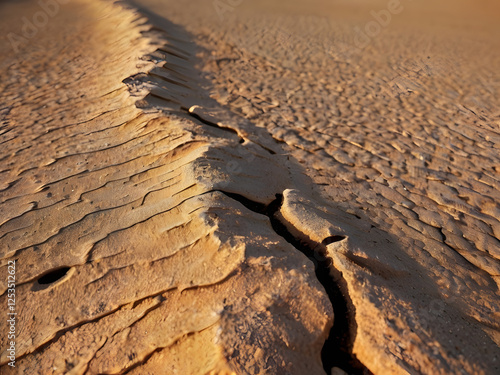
[17,264,241,364]
[121,322,220,374]
[437,226,479,270]
[15,292,168,363]
[117,5,366,372]
[13,304,126,363]
[219,191,268,213]
[120,346,164,374]
[266,195,370,375]
[182,107,241,139]
[218,190,370,375]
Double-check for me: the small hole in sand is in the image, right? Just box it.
[322,235,346,245]
[37,267,71,285]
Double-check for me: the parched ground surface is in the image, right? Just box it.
[0,1,332,374]
[1,0,500,374]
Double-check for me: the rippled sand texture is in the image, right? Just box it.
[1,0,499,374]
[0,0,332,374]
[132,0,500,373]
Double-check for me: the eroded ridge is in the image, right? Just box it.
[0,0,334,374]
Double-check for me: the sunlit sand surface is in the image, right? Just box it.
[1,0,499,373]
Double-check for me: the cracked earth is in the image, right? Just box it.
[1,0,499,374]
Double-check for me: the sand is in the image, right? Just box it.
[0,0,499,374]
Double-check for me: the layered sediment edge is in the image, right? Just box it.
[118,2,500,374]
[4,0,499,374]
[0,0,368,373]
[119,1,368,373]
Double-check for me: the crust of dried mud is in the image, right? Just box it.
[1,0,499,374]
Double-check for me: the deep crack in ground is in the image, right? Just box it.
[220,191,370,375]
[123,7,371,370]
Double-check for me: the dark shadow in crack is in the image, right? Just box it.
[218,190,369,374]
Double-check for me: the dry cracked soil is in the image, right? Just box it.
[0,0,499,374]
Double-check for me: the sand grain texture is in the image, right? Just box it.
[1,0,500,374]
[0,1,331,374]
